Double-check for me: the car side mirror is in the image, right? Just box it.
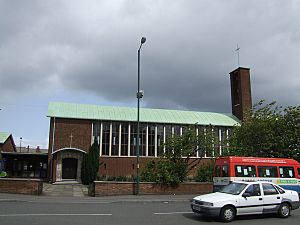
[242,193,251,198]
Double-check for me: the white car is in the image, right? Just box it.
[191,181,300,222]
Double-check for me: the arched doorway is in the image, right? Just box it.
[51,148,86,183]
[62,158,78,179]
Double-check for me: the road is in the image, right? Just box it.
[0,194,299,225]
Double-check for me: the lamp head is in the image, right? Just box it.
[141,37,146,44]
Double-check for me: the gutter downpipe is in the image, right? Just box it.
[50,117,55,183]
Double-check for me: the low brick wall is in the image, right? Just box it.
[0,178,43,195]
[93,181,212,197]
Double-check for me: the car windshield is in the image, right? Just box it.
[219,183,248,195]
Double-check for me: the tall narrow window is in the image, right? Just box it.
[92,122,101,142]
[219,127,226,154]
[165,125,172,154]
[205,126,213,157]
[140,124,147,156]
[173,125,180,136]
[102,122,110,155]
[148,124,155,156]
[130,124,137,156]
[157,125,164,156]
[213,128,219,156]
[111,122,119,156]
[197,126,205,158]
[165,125,172,140]
[121,123,129,156]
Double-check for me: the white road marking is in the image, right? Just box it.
[0,213,112,217]
[154,212,193,215]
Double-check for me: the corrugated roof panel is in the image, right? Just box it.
[47,102,240,126]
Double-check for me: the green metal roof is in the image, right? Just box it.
[0,132,10,144]
[47,102,240,127]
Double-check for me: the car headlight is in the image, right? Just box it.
[202,202,214,207]
[192,199,214,206]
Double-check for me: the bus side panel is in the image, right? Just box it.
[279,184,300,193]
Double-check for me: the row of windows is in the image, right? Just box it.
[215,165,300,178]
[244,183,285,197]
[235,165,299,178]
[93,122,231,157]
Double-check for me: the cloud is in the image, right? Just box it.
[0,0,299,111]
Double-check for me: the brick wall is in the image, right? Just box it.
[93,181,212,196]
[48,118,92,181]
[0,178,43,195]
[99,157,212,178]
[49,118,92,152]
[230,67,252,121]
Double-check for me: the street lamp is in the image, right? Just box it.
[136,37,146,195]
[19,137,22,152]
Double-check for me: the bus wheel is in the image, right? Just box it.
[220,206,236,222]
[278,203,290,218]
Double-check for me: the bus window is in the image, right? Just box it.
[235,165,256,177]
[215,166,221,177]
[297,168,300,178]
[279,166,295,178]
[258,166,278,177]
[222,165,228,177]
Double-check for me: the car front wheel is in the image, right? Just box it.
[278,203,290,218]
[220,206,236,222]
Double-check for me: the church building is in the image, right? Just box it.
[47,67,252,183]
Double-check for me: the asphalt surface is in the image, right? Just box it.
[0,193,299,225]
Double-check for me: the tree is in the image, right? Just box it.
[81,137,100,185]
[195,160,214,182]
[141,125,221,185]
[224,100,300,160]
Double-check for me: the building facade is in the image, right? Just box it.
[0,132,48,179]
[47,67,252,183]
[0,132,16,153]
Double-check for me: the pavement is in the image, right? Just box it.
[42,182,88,197]
[0,182,196,203]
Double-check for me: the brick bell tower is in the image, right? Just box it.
[229,67,252,121]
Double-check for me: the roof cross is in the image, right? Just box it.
[235,44,240,67]
[69,133,73,148]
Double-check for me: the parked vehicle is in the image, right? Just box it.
[191,181,300,222]
[213,156,300,193]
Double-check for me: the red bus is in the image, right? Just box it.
[213,156,300,193]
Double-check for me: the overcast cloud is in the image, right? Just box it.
[0,0,299,147]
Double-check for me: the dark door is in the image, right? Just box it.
[62,158,77,179]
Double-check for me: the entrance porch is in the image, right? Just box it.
[51,148,86,183]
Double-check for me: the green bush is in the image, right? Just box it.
[141,159,187,186]
[81,138,100,185]
[195,161,214,182]
[0,171,7,178]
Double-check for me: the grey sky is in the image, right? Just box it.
[0,0,299,147]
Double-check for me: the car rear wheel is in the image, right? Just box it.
[278,203,290,218]
[220,206,236,222]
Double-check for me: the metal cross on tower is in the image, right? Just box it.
[235,44,240,67]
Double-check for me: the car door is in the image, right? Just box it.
[238,184,263,215]
[262,183,282,213]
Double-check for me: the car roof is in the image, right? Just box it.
[232,181,273,185]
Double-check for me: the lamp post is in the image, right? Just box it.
[19,137,22,152]
[136,37,146,195]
